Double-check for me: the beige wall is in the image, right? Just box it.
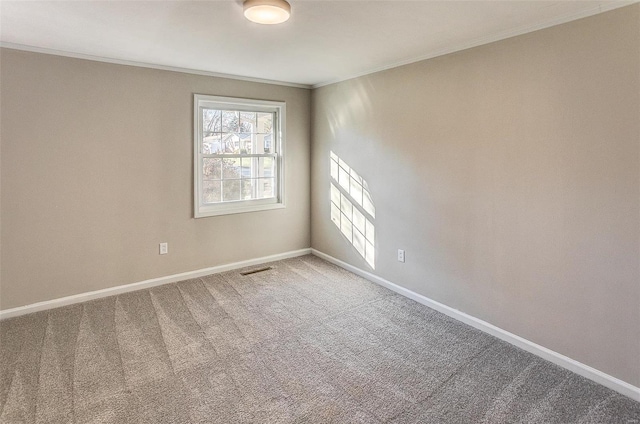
[311,5,640,386]
[0,49,311,309]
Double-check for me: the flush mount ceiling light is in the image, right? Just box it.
[243,0,291,25]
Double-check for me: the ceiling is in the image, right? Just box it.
[0,1,633,88]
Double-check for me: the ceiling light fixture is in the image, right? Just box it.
[243,0,291,25]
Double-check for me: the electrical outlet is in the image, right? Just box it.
[159,242,168,255]
[398,249,405,263]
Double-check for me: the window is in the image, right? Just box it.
[194,95,285,217]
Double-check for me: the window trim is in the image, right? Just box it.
[193,94,286,218]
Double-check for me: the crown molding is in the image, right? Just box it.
[312,0,638,89]
[0,42,312,90]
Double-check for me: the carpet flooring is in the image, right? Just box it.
[1,255,639,423]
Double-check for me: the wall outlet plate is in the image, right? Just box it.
[398,249,405,263]
[159,242,168,255]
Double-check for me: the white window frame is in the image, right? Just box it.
[194,94,286,218]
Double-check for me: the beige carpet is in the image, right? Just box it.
[1,255,639,423]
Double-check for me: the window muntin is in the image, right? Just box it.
[194,95,285,217]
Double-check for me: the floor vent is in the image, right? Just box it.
[240,266,273,276]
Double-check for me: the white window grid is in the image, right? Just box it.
[194,95,285,218]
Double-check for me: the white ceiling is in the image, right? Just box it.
[0,1,633,88]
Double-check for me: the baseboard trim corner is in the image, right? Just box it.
[310,249,640,402]
[0,248,312,321]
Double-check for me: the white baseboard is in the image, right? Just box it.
[0,248,312,321]
[311,249,640,402]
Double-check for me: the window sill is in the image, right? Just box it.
[195,202,285,218]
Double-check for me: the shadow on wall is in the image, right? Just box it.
[329,151,376,269]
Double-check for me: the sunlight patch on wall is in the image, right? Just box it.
[325,80,374,138]
[330,151,375,269]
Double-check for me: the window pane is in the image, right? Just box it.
[223,134,241,154]
[203,158,222,180]
[251,133,271,153]
[241,157,252,178]
[239,157,276,180]
[259,157,275,178]
[256,113,273,134]
[263,133,273,153]
[241,179,254,200]
[222,158,242,179]
[222,179,242,202]
[203,134,222,154]
[202,180,221,204]
[202,109,221,133]
[240,112,256,132]
[221,111,239,132]
[239,133,253,154]
[258,178,275,199]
